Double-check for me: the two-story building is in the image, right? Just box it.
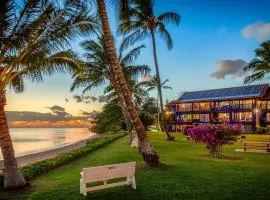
[166,84,270,133]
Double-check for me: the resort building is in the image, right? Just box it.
[166,84,270,133]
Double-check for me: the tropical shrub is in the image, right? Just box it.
[187,124,243,158]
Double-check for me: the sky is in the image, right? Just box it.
[6,0,270,119]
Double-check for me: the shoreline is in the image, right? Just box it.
[0,134,100,169]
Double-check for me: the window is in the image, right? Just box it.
[232,100,239,109]
[200,114,210,122]
[193,102,211,111]
[218,113,230,123]
[233,112,252,122]
[239,100,252,109]
[258,101,270,110]
[232,100,252,109]
[215,101,230,110]
[177,103,192,112]
[193,114,200,122]
[178,114,192,122]
[267,113,270,122]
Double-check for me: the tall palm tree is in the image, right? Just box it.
[118,0,180,140]
[0,0,97,188]
[71,34,150,142]
[137,76,172,131]
[96,0,159,166]
[138,76,172,107]
[244,40,270,84]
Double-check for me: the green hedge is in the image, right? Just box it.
[256,127,270,134]
[0,132,126,188]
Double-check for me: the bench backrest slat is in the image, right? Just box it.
[82,162,135,182]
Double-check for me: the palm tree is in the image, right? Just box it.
[244,40,270,84]
[71,34,150,142]
[118,0,180,140]
[0,0,97,188]
[138,75,172,107]
[96,0,159,166]
[137,76,172,131]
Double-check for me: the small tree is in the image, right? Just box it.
[187,124,243,158]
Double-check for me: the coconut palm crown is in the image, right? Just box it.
[244,40,270,84]
[117,0,180,140]
[70,34,150,94]
[0,0,97,188]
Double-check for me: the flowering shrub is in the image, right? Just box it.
[187,124,243,158]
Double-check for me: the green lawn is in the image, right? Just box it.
[3,133,270,200]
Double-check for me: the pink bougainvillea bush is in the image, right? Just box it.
[187,124,243,158]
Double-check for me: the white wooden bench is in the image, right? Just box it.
[243,141,270,152]
[80,162,136,196]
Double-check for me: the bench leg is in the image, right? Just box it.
[127,176,132,186]
[80,179,87,196]
[131,176,136,190]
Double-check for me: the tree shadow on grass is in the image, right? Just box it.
[197,154,245,161]
[137,162,177,171]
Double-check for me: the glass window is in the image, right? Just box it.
[218,113,230,123]
[239,100,252,109]
[200,114,210,122]
[193,102,210,111]
[232,100,239,109]
[233,112,252,122]
[193,114,200,122]
[177,103,192,112]
[215,101,230,110]
[267,113,270,122]
[178,114,192,122]
[258,100,270,110]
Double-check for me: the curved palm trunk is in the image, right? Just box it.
[0,93,26,188]
[112,81,133,143]
[97,0,159,166]
[150,30,174,140]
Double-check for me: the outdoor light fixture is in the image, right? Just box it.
[254,108,260,113]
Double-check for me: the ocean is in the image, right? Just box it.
[0,127,95,159]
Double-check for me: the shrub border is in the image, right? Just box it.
[0,132,127,188]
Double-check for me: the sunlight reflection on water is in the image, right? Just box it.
[0,128,95,159]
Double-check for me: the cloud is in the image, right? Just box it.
[73,94,106,104]
[73,95,83,103]
[90,96,98,102]
[47,105,65,112]
[210,59,247,79]
[46,105,72,119]
[98,95,107,103]
[242,21,270,41]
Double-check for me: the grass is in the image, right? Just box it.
[2,132,270,200]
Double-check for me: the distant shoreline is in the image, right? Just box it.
[0,134,99,169]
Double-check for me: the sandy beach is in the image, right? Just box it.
[0,135,100,169]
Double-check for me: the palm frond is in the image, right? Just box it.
[157,22,173,49]
[157,12,180,26]
[120,44,146,65]
[9,72,25,93]
[244,71,265,84]
[120,29,148,52]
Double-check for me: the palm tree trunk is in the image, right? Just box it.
[112,81,133,143]
[0,93,26,188]
[97,0,159,166]
[150,29,174,140]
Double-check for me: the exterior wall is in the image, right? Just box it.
[166,98,270,133]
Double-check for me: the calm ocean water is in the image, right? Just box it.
[0,128,95,159]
